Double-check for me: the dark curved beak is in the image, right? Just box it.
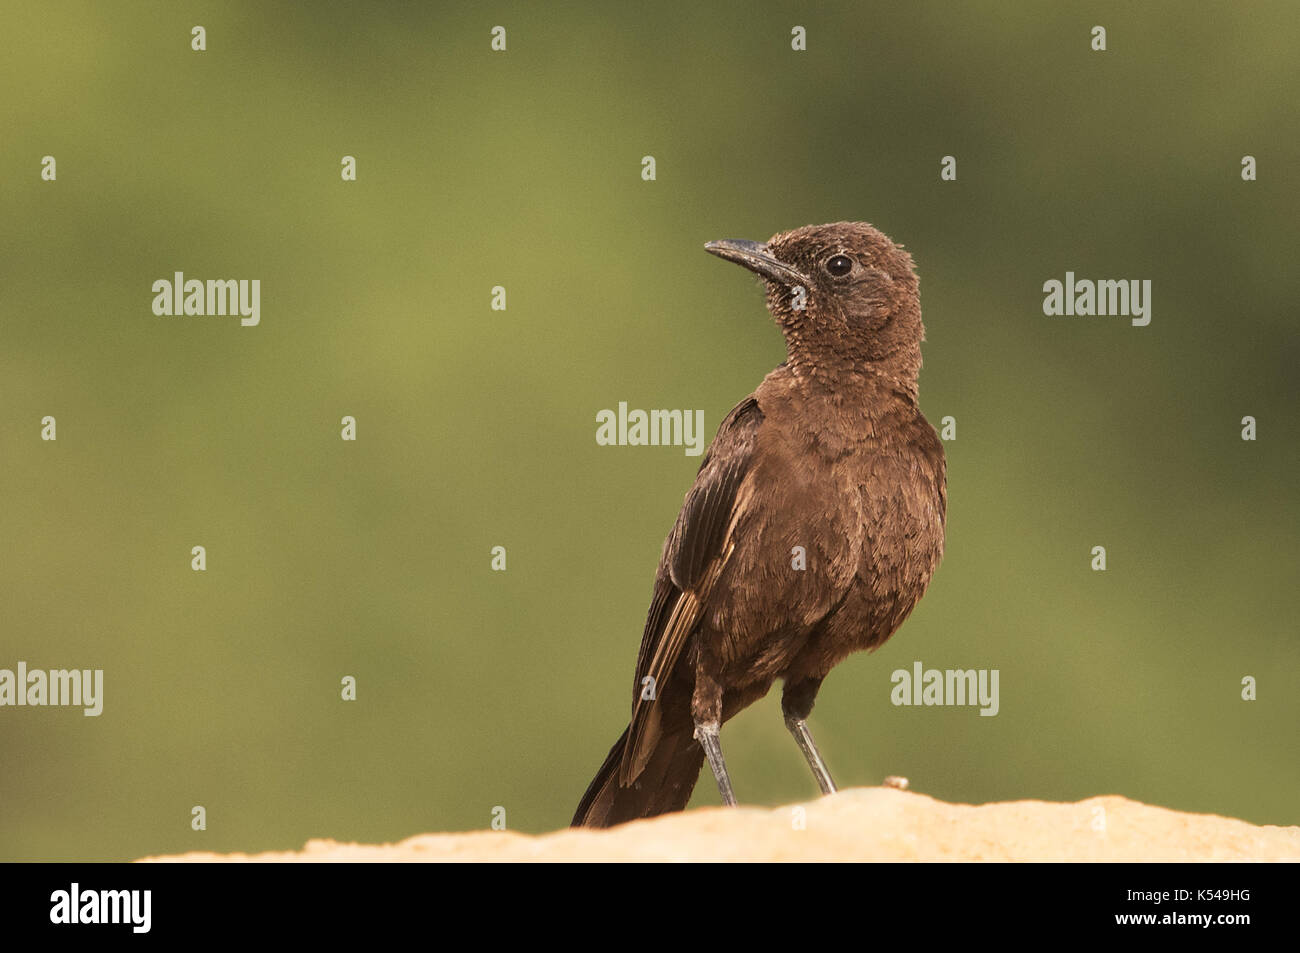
[705,239,807,286]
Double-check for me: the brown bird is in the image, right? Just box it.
[573,221,946,827]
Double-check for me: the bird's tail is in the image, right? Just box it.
[571,723,705,828]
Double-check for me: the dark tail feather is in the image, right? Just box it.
[571,724,704,828]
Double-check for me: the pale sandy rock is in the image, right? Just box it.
[138,788,1300,862]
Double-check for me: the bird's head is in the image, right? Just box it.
[705,221,924,384]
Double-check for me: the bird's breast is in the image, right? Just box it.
[840,425,947,645]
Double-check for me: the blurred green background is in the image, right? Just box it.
[2,2,1296,861]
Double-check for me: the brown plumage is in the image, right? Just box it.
[573,222,946,828]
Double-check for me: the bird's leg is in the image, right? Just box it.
[693,720,737,806]
[692,665,737,806]
[782,677,837,795]
[785,717,837,794]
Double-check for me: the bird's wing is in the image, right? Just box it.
[620,396,764,784]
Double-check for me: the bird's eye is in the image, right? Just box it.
[825,254,854,277]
